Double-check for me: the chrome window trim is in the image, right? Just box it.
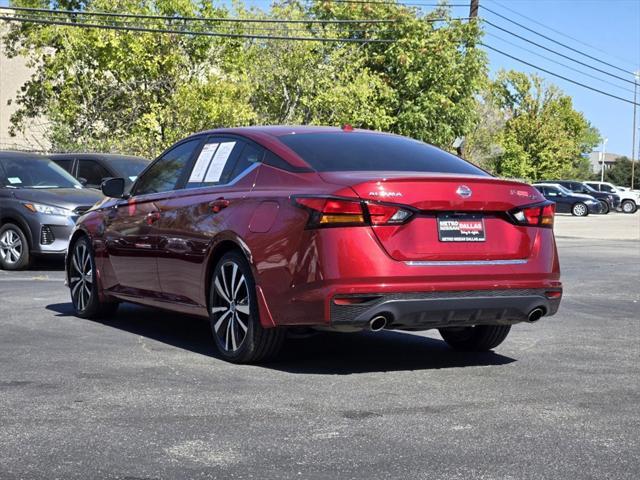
[181,162,260,194]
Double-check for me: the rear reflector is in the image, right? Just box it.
[293,196,413,228]
[512,202,555,228]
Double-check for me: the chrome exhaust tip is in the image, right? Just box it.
[369,315,388,332]
[527,307,545,323]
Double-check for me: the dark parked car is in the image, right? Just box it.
[49,153,149,190]
[0,151,103,270]
[66,126,562,363]
[532,183,601,216]
[546,180,620,213]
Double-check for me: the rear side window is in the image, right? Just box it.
[186,139,263,189]
[53,158,74,174]
[228,143,263,181]
[279,132,488,176]
[78,159,111,187]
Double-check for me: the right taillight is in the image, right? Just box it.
[512,202,555,228]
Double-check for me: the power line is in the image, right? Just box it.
[485,0,639,68]
[303,0,468,7]
[0,5,397,24]
[482,19,637,86]
[0,14,395,43]
[485,32,636,95]
[481,4,636,76]
[482,43,639,106]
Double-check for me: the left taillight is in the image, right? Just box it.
[293,196,413,228]
[511,202,555,228]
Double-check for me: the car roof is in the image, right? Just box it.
[188,125,388,138]
[48,153,148,161]
[0,150,50,161]
[181,126,406,170]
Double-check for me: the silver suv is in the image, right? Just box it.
[0,151,103,270]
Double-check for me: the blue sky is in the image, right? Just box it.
[2,0,638,156]
[454,0,640,158]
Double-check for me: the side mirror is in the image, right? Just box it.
[78,177,88,186]
[101,177,125,198]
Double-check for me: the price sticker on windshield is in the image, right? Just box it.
[204,142,236,183]
[189,143,219,183]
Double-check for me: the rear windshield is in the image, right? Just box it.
[279,132,489,176]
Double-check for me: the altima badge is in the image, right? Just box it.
[456,185,472,198]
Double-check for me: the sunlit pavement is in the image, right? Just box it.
[0,235,638,479]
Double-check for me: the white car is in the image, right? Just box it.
[584,181,638,214]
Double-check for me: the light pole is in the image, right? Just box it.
[600,138,608,182]
[631,71,639,190]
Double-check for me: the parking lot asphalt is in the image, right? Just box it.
[1,235,639,479]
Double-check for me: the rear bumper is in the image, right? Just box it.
[331,288,561,330]
[253,225,562,328]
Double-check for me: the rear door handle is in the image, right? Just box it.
[209,198,230,213]
[146,211,161,225]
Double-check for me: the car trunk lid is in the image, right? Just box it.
[320,171,547,262]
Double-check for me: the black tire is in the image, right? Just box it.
[571,202,588,217]
[68,236,118,319]
[598,200,610,214]
[621,199,637,214]
[0,223,30,270]
[208,250,285,363]
[439,325,511,352]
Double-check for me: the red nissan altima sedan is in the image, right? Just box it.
[66,126,562,363]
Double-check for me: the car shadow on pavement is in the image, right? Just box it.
[31,256,66,271]
[46,302,516,374]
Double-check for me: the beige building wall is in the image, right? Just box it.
[0,24,49,152]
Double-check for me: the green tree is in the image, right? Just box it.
[603,156,640,187]
[4,0,252,156]
[310,2,487,148]
[4,0,487,157]
[487,70,600,181]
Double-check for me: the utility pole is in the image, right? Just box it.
[470,0,480,19]
[631,72,639,190]
[600,138,608,182]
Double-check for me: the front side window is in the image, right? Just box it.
[584,183,600,191]
[78,160,111,187]
[279,132,488,176]
[133,139,201,196]
[0,156,81,189]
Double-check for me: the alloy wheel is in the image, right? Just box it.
[211,261,250,352]
[69,242,93,311]
[622,201,636,213]
[573,203,587,216]
[0,229,23,265]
